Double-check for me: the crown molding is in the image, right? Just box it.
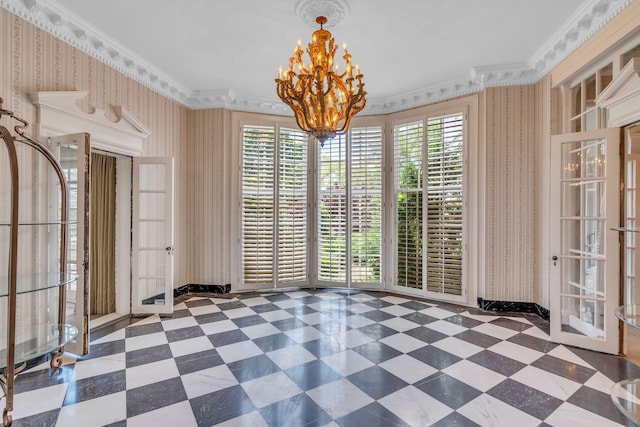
[0,0,633,115]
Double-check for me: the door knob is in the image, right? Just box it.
[552,255,558,266]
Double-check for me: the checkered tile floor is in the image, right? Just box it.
[3,289,640,426]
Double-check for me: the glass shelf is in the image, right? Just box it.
[611,227,640,233]
[0,220,77,226]
[611,379,640,426]
[0,272,77,297]
[614,305,640,330]
[0,323,78,369]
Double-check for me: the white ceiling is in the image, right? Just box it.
[2,0,633,113]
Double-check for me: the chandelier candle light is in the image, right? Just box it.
[275,16,366,146]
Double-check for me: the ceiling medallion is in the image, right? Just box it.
[295,0,349,29]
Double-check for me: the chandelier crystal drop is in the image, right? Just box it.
[275,16,366,146]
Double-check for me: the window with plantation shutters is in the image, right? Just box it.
[241,126,307,286]
[318,135,347,281]
[426,113,463,296]
[393,113,464,296]
[351,127,382,283]
[394,121,424,289]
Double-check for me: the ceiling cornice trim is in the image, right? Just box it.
[0,0,633,115]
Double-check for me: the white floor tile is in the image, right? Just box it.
[181,364,238,399]
[340,314,376,329]
[488,341,544,365]
[125,332,169,352]
[127,401,198,427]
[199,319,238,336]
[9,383,67,420]
[443,360,506,392]
[423,319,467,336]
[521,325,551,340]
[285,291,312,299]
[72,353,126,380]
[321,349,374,376]
[380,304,415,317]
[267,345,316,370]
[55,391,126,427]
[258,310,294,322]
[241,371,303,408]
[545,402,625,427]
[161,316,198,331]
[583,371,616,394]
[459,311,500,322]
[344,303,377,314]
[338,329,376,348]
[224,307,258,319]
[471,322,520,340]
[273,299,304,309]
[510,365,582,400]
[431,336,483,358]
[90,328,125,344]
[420,306,458,319]
[215,410,269,427]
[458,394,541,427]
[126,358,180,389]
[348,293,376,302]
[547,345,595,369]
[188,304,221,316]
[380,295,412,305]
[169,335,214,357]
[380,333,426,353]
[298,312,330,326]
[307,379,374,419]
[379,354,438,384]
[240,296,272,307]
[284,326,325,343]
[216,340,263,363]
[241,322,281,339]
[379,317,421,332]
[379,385,453,426]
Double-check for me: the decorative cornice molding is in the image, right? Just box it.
[0,0,633,115]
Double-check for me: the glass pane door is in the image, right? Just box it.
[550,128,620,354]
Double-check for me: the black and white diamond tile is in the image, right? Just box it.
[4,289,638,427]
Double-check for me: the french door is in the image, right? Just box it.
[550,128,621,354]
[51,133,91,356]
[131,157,174,315]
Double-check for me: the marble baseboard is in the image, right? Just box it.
[477,298,550,321]
[174,283,232,298]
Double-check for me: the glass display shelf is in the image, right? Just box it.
[611,379,640,426]
[0,272,77,297]
[614,305,640,329]
[611,227,640,233]
[0,323,77,369]
[0,220,77,226]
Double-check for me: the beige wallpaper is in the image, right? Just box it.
[483,83,545,303]
[0,9,190,286]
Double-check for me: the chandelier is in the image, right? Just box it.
[275,16,366,146]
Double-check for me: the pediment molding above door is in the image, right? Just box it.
[30,90,150,156]
[596,58,640,127]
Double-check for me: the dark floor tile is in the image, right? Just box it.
[184,298,215,308]
[12,409,60,427]
[453,330,501,348]
[404,326,447,343]
[357,323,398,340]
[259,393,331,427]
[208,329,249,347]
[285,305,318,316]
[227,354,280,382]
[102,421,127,427]
[408,345,461,370]
[488,317,532,332]
[567,346,640,383]
[302,336,346,358]
[216,301,248,311]
[231,314,267,328]
[271,317,307,332]
[264,293,293,302]
[125,322,163,338]
[352,341,403,364]
[126,344,173,368]
[507,333,557,353]
[487,378,562,420]
[285,359,342,391]
[568,385,633,425]
[164,325,205,343]
[80,339,125,361]
[15,364,74,393]
[531,354,595,383]
[299,295,323,305]
[251,303,281,313]
[415,373,481,410]
[190,384,256,426]
[347,365,408,400]
[467,350,526,377]
[359,309,395,322]
[175,349,224,375]
[336,401,410,427]
[445,314,484,329]
[90,317,137,342]
[169,308,192,319]
[63,370,126,406]
[193,311,228,324]
[430,411,481,427]
[401,312,438,325]
[127,377,187,418]
[253,333,297,353]
[399,300,432,311]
